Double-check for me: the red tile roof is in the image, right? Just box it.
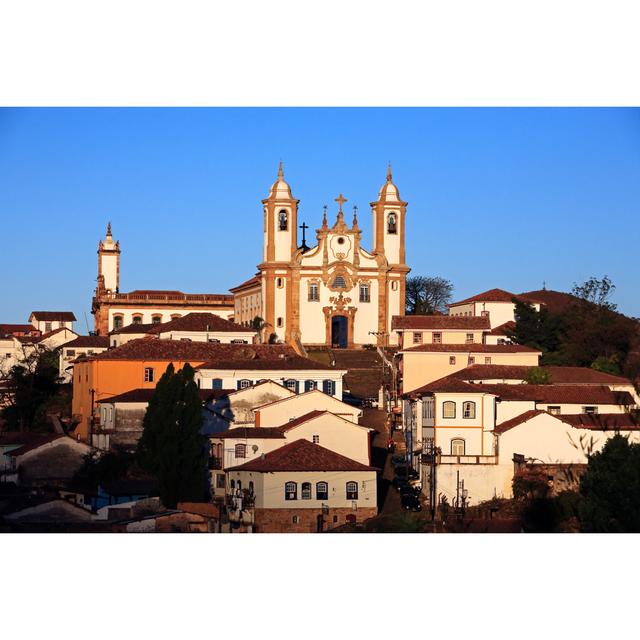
[63,336,110,349]
[176,502,220,518]
[557,413,640,430]
[449,288,543,307]
[34,327,76,342]
[97,387,232,404]
[406,375,486,396]
[229,275,262,293]
[490,321,515,336]
[495,410,640,434]
[494,410,547,433]
[29,311,77,321]
[480,384,634,405]
[454,364,632,385]
[0,324,40,336]
[110,323,156,335]
[217,427,288,440]
[88,339,334,370]
[392,315,491,330]
[404,343,540,354]
[227,438,375,472]
[148,312,250,334]
[0,432,65,456]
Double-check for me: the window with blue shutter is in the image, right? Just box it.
[212,378,223,390]
[304,380,316,392]
[284,379,299,394]
[322,380,336,396]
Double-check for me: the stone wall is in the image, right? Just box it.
[254,506,377,533]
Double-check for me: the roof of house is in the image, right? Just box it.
[453,364,632,385]
[35,327,77,342]
[479,384,634,405]
[227,438,375,472]
[489,321,515,336]
[0,433,66,456]
[391,315,491,330]
[406,375,491,396]
[229,275,262,293]
[0,324,39,336]
[226,379,295,398]
[557,413,640,430]
[448,288,543,307]
[494,410,547,434]
[147,312,251,335]
[495,410,640,434]
[176,502,220,519]
[63,335,110,349]
[403,343,540,354]
[29,311,77,321]
[217,426,288,440]
[97,387,232,404]
[109,323,156,335]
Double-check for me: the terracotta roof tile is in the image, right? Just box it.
[97,387,232,404]
[403,343,540,353]
[0,324,40,337]
[449,289,544,307]
[227,438,375,472]
[229,275,261,293]
[217,427,288,440]
[557,413,640,430]
[110,323,156,335]
[405,375,490,396]
[63,336,110,349]
[29,311,77,321]
[490,321,515,336]
[147,312,250,335]
[454,364,632,385]
[480,384,634,405]
[392,315,491,330]
[494,410,547,433]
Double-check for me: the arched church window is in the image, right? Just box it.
[308,282,319,302]
[276,277,284,288]
[278,209,288,231]
[388,212,397,234]
[332,275,347,289]
[113,315,123,330]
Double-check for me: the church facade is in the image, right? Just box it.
[232,164,410,348]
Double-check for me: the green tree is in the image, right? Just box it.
[136,363,208,508]
[579,434,640,532]
[405,276,454,315]
[507,300,563,354]
[591,354,622,376]
[525,367,553,385]
[1,347,61,431]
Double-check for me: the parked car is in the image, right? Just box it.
[401,492,422,512]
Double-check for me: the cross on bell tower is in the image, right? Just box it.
[335,193,347,212]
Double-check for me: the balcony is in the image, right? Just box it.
[208,457,222,470]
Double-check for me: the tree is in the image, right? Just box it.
[405,276,453,315]
[525,367,552,385]
[572,275,617,311]
[579,434,640,532]
[136,363,208,508]
[507,300,563,354]
[591,354,622,376]
[0,347,61,431]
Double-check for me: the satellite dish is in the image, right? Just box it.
[252,444,259,453]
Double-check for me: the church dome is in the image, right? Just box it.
[267,161,294,200]
[377,163,401,202]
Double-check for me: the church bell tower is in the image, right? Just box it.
[259,163,300,342]
[97,222,120,294]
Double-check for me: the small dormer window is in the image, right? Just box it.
[278,209,288,231]
[387,212,397,234]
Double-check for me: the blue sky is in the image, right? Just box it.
[0,107,639,327]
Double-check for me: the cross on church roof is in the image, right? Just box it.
[335,193,347,212]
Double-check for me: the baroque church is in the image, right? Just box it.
[231,163,410,348]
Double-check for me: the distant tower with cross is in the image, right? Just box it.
[231,162,409,348]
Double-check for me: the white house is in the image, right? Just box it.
[28,311,76,334]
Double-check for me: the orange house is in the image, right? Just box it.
[70,339,309,442]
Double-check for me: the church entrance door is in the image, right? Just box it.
[331,315,348,349]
